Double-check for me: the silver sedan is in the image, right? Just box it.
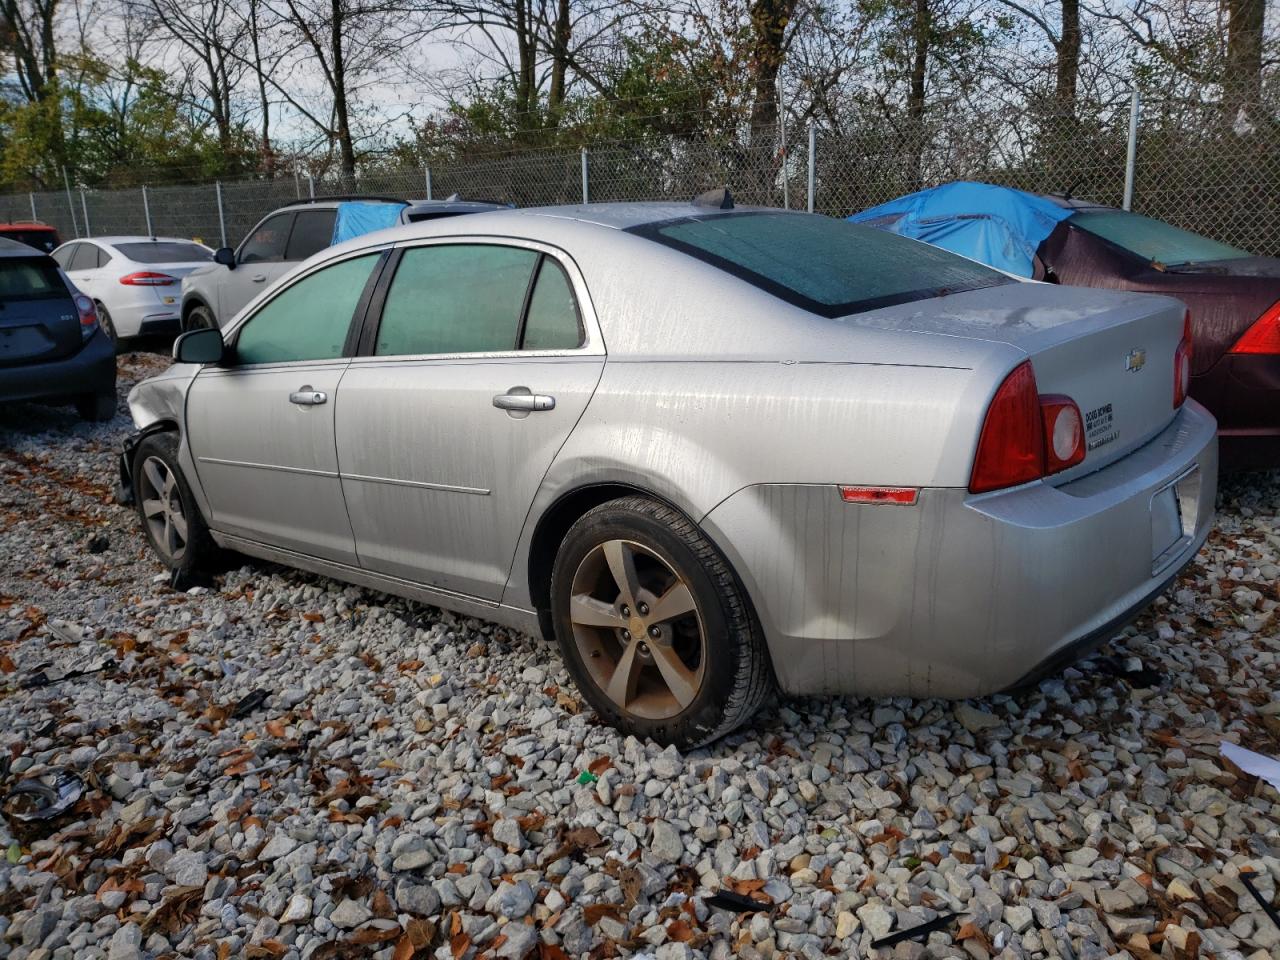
[122,201,1217,747]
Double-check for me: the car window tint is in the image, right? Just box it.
[235,254,380,365]
[1070,210,1250,266]
[68,244,98,271]
[239,214,293,264]
[116,242,211,263]
[0,257,66,300]
[2,229,59,252]
[630,213,1010,319]
[51,244,76,268]
[521,258,582,350]
[97,247,112,268]
[376,245,538,356]
[285,210,337,261]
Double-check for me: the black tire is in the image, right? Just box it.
[133,431,216,578]
[550,496,773,748]
[75,391,117,422]
[185,304,217,332]
[95,302,119,348]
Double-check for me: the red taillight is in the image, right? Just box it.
[1173,309,1192,408]
[1229,299,1280,356]
[119,271,177,286]
[969,361,1044,493]
[839,486,918,505]
[74,294,96,327]
[1040,395,1085,473]
[970,362,1087,494]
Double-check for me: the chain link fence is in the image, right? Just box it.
[2,96,1277,256]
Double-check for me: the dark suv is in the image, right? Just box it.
[0,237,116,420]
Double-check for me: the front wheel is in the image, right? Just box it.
[95,303,119,348]
[184,304,217,332]
[550,496,773,748]
[134,432,216,577]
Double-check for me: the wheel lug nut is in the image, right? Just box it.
[621,629,631,641]
[620,605,630,617]
[638,603,649,615]
[648,626,661,638]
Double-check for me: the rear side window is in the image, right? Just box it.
[239,213,293,264]
[116,242,212,263]
[235,254,380,365]
[375,245,538,356]
[68,244,100,271]
[521,259,582,350]
[629,213,1010,318]
[0,257,67,300]
[286,210,337,261]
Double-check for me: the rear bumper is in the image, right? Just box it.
[702,400,1218,698]
[138,315,181,337]
[0,329,116,405]
[1193,354,1280,468]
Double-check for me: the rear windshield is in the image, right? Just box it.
[628,212,1010,318]
[0,257,67,300]
[0,229,59,253]
[1071,210,1250,266]
[115,241,212,263]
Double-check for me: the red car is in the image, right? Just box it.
[0,222,62,254]
[1038,198,1280,469]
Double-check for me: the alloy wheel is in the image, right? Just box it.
[568,539,706,720]
[139,455,188,563]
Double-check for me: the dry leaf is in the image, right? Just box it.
[265,719,287,738]
[666,920,695,942]
[0,653,15,674]
[349,924,401,945]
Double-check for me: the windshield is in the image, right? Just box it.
[1071,210,1250,266]
[628,212,1010,318]
[0,229,59,253]
[116,241,212,263]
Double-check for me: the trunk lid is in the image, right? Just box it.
[853,281,1187,473]
[0,255,83,364]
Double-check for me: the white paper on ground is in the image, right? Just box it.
[1221,741,1280,791]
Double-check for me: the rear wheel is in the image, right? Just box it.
[95,302,119,347]
[75,391,116,422]
[550,496,773,748]
[184,304,216,332]
[134,432,215,576]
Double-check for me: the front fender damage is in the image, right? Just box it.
[115,366,198,505]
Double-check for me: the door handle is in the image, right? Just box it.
[289,386,327,406]
[493,391,555,412]
[251,274,267,283]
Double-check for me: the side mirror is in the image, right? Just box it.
[173,328,225,365]
[214,247,236,268]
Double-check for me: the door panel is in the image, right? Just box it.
[220,261,292,323]
[337,356,603,599]
[186,363,357,563]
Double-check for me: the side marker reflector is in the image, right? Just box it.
[839,486,919,506]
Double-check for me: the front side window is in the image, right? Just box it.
[1070,210,1250,267]
[234,254,380,365]
[51,244,77,268]
[629,212,1010,318]
[521,258,583,350]
[239,213,293,264]
[375,245,538,356]
[285,210,337,261]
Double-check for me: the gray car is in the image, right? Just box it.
[122,202,1217,747]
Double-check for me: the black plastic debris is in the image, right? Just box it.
[231,689,269,718]
[87,533,110,555]
[20,661,113,690]
[870,911,960,949]
[1240,871,1280,931]
[704,890,771,913]
[3,770,84,823]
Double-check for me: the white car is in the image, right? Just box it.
[51,237,214,344]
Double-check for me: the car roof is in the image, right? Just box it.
[0,222,57,231]
[272,196,408,214]
[402,199,510,216]
[62,236,206,248]
[0,236,55,258]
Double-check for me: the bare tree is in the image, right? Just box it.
[0,0,60,102]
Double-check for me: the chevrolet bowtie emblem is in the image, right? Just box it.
[1125,348,1146,372]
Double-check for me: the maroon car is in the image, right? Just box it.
[1036,198,1280,469]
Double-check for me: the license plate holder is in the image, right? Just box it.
[1151,465,1199,575]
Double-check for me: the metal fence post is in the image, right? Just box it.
[1123,89,1140,211]
[307,174,315,199]
[142,185,153,236]
[215,181,227,248]
[581,149,589,204]
[80,189,91,237]
[425,166,432,201]
[807,124,816,214]
[29,193,37,222]
[62,166,80,237]
[294,169,302,199]
[778,73,789,210]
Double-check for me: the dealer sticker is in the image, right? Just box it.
[1085,402,1118,450]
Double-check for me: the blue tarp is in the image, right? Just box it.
[332,201,404,245]
[848,182,1075,278]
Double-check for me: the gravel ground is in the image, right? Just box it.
[0,351,1278,960]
